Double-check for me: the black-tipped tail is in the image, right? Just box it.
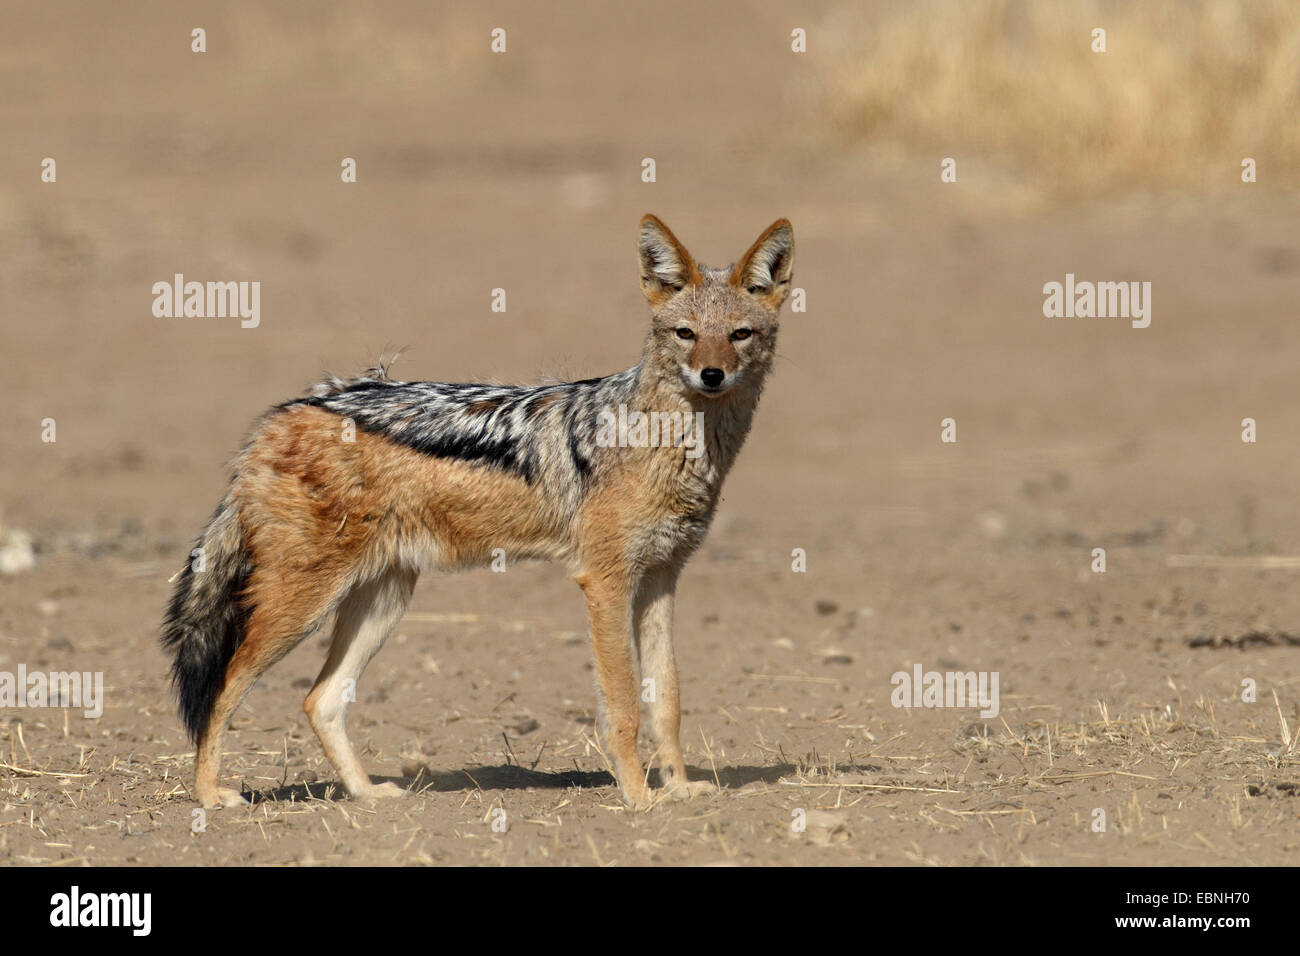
[160,499,254,741]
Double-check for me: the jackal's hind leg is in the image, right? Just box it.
[304,569,417,801]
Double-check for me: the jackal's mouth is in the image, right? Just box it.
[684,380,731,398]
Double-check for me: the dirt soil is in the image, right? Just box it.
[1,2,1298,865]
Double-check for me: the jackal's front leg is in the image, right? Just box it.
[634,566,686,787]
[576,570,649,808]
[635,565,715,800]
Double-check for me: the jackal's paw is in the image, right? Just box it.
[660,779,718,802]
[620,786,654,812]
[201,787,249,809]
[354,781,408,802]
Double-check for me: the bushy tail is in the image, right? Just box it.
[160,496,254,742]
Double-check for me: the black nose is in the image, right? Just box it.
[700,368,725,388]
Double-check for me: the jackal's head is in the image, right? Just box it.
[637,214,794,399]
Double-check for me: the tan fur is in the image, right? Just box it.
[183,215,793,810]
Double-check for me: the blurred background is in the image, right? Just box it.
[3,0,1298,550]
[1,0,1299,865]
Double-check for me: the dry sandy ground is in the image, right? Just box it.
[1,2,1298,865]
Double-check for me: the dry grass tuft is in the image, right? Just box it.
[817,0,1300,197]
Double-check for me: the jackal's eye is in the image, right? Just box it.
[730,328,753,341]
[674,327,695,340]
[746,285,767,295]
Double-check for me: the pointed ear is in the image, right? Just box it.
[732,218,794,310]
[638,214,700,307]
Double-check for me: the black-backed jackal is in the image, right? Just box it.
[162,215,794,809]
